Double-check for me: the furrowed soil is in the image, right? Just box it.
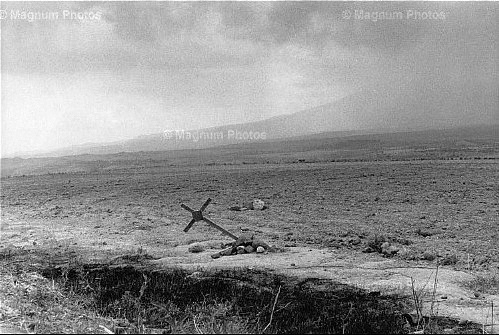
[1,159,498,333]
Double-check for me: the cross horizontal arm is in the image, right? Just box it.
[200,198,212,212]
[203,217,238,240]
[181,204,194,213]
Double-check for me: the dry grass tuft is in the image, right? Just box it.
[0,263,114,334]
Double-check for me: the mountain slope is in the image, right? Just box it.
[10,85,499,158]
[2,124,498,177]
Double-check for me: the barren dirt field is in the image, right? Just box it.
[1,158,498,333]
[2,160,498,265]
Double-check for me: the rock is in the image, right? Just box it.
[381,242,391,254]
[458,319,468,326]
[188,244,205,253]
[387,245,399,255]
[350,236,361,245]
[210,252,221,259]
[252,239,270,250]
[237,246,246,254]
[396,247,411,258]
[474,292,481,298]
[366,234,387,251]
[220,247,234,256]
[256,246,265,253]
[234,234,254,247]
[381,243,399,256]
[362,247,375,253]
[243,201,254,210]
[253,199,265,210]
[244,245,254,253]
[416,228,433,237]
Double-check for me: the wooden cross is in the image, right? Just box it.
[181,198,238,240]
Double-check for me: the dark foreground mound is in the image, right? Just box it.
[41,264,409,334]
[1,247,483,334]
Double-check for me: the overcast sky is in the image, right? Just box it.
[1,1,498,156]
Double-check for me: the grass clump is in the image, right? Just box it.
[188,243,206,253]
[366,234,387,253]
[462,274,499,295]
[0,263,114,334]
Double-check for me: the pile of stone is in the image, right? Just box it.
[211,234,271,259]
[363,239,400,256]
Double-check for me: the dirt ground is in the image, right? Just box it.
[1,159,498,331]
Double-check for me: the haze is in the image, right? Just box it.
[1,1,498,157]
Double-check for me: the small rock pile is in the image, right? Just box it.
[211,234,272,259]
[363,235,400,256]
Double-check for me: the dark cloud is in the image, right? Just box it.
[3,2,497,76]
[1,1,497,155]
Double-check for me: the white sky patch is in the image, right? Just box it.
[1,73,170,155]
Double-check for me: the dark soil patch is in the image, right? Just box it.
[40,264,407,333]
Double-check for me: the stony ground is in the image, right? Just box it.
[1,160,497,267]
[1,159,498,332]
